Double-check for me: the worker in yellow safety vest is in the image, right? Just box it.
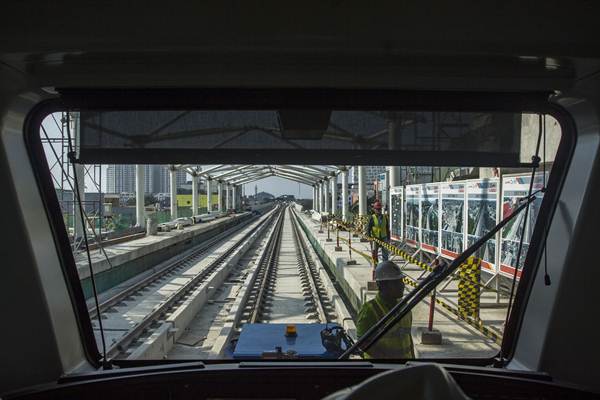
[366,201,390,265]
[356,261,415,359]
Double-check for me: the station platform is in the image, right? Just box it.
[295,210,509,359]
[75,212,253,298]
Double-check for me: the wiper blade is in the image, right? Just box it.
[338,189,543,359]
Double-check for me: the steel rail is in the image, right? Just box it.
[248,208,286,323]
[88,213,260,319]
[289,207,329,323]
[104,210,279,359]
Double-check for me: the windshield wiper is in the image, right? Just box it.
[339,189,544,359]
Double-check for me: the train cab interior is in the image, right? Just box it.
[1,2,600,399]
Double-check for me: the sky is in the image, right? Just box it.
[242,176,312,199]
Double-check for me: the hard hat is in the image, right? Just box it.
[374,261,404,281]
[373,201,382,210]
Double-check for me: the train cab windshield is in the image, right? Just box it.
[28,91,568,367]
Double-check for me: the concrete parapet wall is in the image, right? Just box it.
[126,213,272,360]
[77,213,253,298]
[295,212,374,315]
[250,203,274,213]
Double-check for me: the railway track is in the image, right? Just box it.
[90,208,279,359]
[89,204,353,361]
[167,205,351,359]
[239,207,336,325]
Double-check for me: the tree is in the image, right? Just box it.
[126,194,156,207]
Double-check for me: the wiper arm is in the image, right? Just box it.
[338,189,543,359]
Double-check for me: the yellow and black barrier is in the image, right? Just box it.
[330,218,503,345]
[458,257,481,319]
[401,272,502,345]
[337,236,373,264]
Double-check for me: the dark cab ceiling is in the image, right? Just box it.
[1,2,599,91]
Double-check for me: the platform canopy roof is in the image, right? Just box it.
[172,164,344,186]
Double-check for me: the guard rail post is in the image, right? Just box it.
[421,287,443,344]
[347,228,357,265]
[335,221,342,251]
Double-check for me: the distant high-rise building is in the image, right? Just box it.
[137,165,188,194]
[106,165,136,193]
[176,169,188,186]
[144,165,160,193]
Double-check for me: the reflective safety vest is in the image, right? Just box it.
[370,214,388,239]
[356,294,415,359]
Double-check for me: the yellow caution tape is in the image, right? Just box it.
[332,219,504,344]
[402,274,503,345]
[338,236,374,264]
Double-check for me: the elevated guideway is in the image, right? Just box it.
[76,211,262,298]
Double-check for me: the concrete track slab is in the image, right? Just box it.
[76,213,251,280]
[265,212,311,324]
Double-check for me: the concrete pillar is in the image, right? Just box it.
[74,163,86,239]
[388,166,401,187]
[206,178,212,213]
[135,164,146,227]
[169,167,178,220]
[322,180,329,214]
[191,174,199,216]
[315,182,320,212]
[388,166,401,208]
[321,181,325,212]
[330,174,338,216]
[217,181,223,212]
[232,185,237,210]
[341,168,349,222]
[225,183,230,211]
[358,165,367,216]
[320,184,324,212]
[313,185,317,211]
[72,112,86,239]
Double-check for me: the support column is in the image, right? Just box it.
[388,166,401,208]
[74,163,86,239]
[358,165,367,216]
[317,181,323,213]
[341,168,349,222]
[225,183,230,211]
[388,166,401,187]
[217,181,223,212]
[313,185,317,211]
[322,181,326,212]
[322,180,329,214]
[206,178,212,213]
[330,173,338,216]
[135,164,146,227]
[169,167,178,220]
[72,112,86,239]
[232,185,237,210]
[191,173,199,216]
